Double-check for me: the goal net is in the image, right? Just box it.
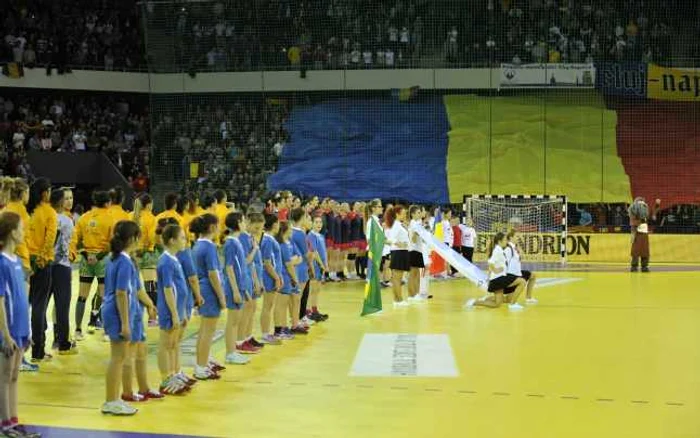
[462,195,567,264]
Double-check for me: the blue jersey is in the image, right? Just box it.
[260,234,281,292]
[223,236,252,296]
[176,248,196,314]
[192,238,223,317]
[238,232,258,284]
[103,253,143,342]
[291,227,309,283]
[156,252,189,327]
[0,253,30,348]
[253,235,264,292]
[308,231,327,279]
[279,241,298,294]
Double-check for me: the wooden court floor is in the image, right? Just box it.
[22,268,700,438]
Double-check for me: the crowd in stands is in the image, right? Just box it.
[151,97,288,206]
[4,0,685,74]
[446,0,677,66]
[1,0,144,72]
[0,93,150,189]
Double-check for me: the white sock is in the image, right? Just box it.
[419,276,428,295]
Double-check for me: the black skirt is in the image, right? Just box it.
[504,270,532,294]
[487,274,519,292]
[409,250,425,268]
[390,250,411,272]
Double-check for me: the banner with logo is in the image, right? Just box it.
[500,63,595,88]
[595,62,647,98]
[647,64,700,102]
[469,233,700,264]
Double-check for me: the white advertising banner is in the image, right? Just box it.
[500,63,596,88]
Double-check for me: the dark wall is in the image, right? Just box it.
[27,151,134,208]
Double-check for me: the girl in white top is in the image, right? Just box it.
[505,229,537,304]
[458,218,477,262]
[467,232,525,310]
[418,207,432,298]
[407,205,426,300]
[384,206,410,307]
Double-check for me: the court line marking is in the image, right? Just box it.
[208,379,687,408]
[20,401,96,411]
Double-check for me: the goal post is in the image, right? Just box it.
[462,195,568,264]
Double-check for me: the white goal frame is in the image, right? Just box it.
[462,194,568,264]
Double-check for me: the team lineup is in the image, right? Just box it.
[0,179,557,434]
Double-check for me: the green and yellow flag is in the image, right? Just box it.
[361,218,385,316]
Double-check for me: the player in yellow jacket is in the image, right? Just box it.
[69,191,114,339]
[108,186,131,223]
[181,192,203,244]
[132,193,159,323]
[4,179,31,274]
[26,178,59,362]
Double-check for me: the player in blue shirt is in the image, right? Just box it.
[260,215,283,344]
[244,213,266,347]
[307,215,329,322]
[155,223,191,395]
[0,211,42,436]
[290,208,313,330]
[101,220,158,414]
[237,215,264,353]
[191,214,227,380]
[275,222,304,338]
[222,212,253,363]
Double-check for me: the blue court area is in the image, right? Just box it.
[28,426,205,438]
[268,98,450,203]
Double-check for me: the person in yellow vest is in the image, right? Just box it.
[132,193,159,325]
[5,179,31,275]
[26,178,58,362]
[108,186,131,223]
[69,190,114,340]
[214,190,232,243]
[154,193,184,229]
[181,193,202,244]
[2,177,42,372]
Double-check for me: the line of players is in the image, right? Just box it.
[0,179,333,419]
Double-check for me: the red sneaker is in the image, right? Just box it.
[290,325,309,335]
[208,359,226,372]
[122,393,147,403]
[236,340,261,354]
[140,390,165,401]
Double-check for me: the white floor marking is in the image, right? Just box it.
[350,334,459,377]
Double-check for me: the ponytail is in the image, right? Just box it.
[488,231,506,258]
[384,205,404,228]
[132,193,152,224]
[190,213,217,238]
[110,220,141,260]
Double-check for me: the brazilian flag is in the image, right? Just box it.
[361,219,385,316]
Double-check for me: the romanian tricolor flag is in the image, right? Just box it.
[429,208,446,275]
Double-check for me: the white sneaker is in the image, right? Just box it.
[101,400,137,416]
[508,303,524,311]
[525,298,538,305]
[102,334,110,342]
[301,316,315,326]
[74,330,85,341]
[393,301,409,308]
[463,298,476,308]
[225,352,250,365]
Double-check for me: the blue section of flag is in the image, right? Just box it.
[268,98,450,204]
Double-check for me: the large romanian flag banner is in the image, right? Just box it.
[361,219,385,316]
